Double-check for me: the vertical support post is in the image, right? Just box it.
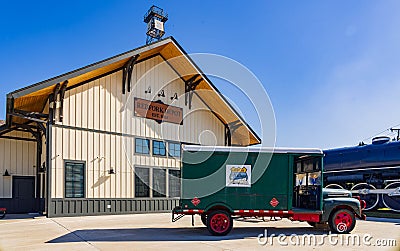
[45,121,52,217]
[36,132,42,210]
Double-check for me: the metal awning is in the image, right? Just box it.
[4,37,261,146]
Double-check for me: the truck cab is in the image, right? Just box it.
[172,146,366,236]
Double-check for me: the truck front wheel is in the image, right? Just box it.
[328,209,356,234]
[207,210,233,236]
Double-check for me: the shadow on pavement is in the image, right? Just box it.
[0,213,42,220]
[366,217,400,224]
[47,226,329,243]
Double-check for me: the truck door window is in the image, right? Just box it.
[293,156,322,210]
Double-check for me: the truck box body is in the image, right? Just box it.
[173,146,365,236]
[180,146,323,212]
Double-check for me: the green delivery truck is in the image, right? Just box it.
[172,145,366,236]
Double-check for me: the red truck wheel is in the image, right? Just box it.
[207,210,233,236]
[328,209,355,234]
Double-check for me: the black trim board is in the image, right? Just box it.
[48,198,179,217]
[0,135,36,142]
[52,124,197,146]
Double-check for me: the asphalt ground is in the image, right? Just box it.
[0,213,399,251]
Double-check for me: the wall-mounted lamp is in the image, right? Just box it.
[38,163,46,173]
[158,90,165,97]
[170,93,178,100]
[145,87,151,94]
[108,168,115,175]
[3,169,10,177]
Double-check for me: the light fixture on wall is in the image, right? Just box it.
[170,93,178,100]
[158,90,165,97]
[3,169,10,177]
[108,168,115,175]
[145,86,151,94]
[38,163,46,173]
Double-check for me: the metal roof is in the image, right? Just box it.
[4,37,261,146]
[183,145,323,154]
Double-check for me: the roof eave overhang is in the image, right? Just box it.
[3,36,261,146]
[168,37,261,145]
[9,37,175,99]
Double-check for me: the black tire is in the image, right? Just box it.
[207,210,233,236]
[0,210,5,219]
[328,209,356,234]
[201,213,207,226]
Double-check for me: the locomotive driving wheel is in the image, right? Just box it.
[325,184,344,189]
[351,183,379,211]
[382,182,400,212]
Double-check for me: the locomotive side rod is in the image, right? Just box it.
[352,188,400,196]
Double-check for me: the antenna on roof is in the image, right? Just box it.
[144,5,168,45]
[390,128,400,141]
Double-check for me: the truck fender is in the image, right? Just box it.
[204,202,234,215]
[321,198,362,222]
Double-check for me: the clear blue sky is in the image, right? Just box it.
[1,1,399,149]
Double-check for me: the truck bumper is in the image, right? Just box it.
[357,213,367,220]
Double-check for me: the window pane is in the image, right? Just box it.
[153,141,166,156]
[168,142,181,158]
[153,169,166,197]
[135,167,150,197]
[65,162,85,198]
[135,138,150,154]
[169,170,181,198]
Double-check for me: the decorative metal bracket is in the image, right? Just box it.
[225,124,231,146]
[6,96,14,128]
[225,120,242,146]
[184,75,201,109]
[58,81,68,122]
[122,55,139,94]
[48,83,61,124]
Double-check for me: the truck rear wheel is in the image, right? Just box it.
[201,213,207,226]
[207,210,233,236]
[328,209,356,234]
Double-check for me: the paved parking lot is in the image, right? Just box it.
[0,213,399,251]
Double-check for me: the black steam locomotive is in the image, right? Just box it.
[323,136,400,212]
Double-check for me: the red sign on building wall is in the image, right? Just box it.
[134,98,183,125]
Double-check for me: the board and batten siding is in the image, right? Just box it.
[0,131,36,198]
[50,55,225,199]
